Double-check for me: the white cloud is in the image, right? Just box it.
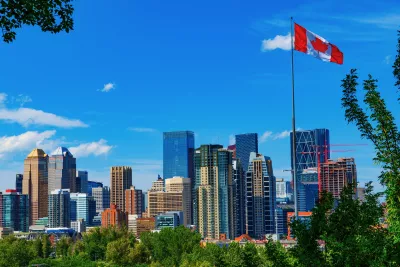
[0,93,7,107]
[229,134,235,145]
[0,130,56,158]
[14,94,32,106]
[100,83,116,93]
[384,55,391,65]
[261,32,291,51]
[260,131,273,143]
[0,107,88,128]
[273,130,291,140]
[69,139,113,158]
[128,127,157,133]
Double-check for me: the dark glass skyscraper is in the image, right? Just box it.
[48,147,77,193]
[163,131,195,180]
[290,129,330,211]
[0,190,29,232]
[232,158,245,238]
[15,174,23,194]
[235,133,258,174]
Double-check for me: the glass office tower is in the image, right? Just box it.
[163,131,195,180]
[235,133,258,174]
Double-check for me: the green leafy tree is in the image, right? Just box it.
[42,235,52,258]
[56,236,71,258]
[105,237,131,265]
[0,0,74,43]
[223,242,245,267]
[264,239,296,267]
[341,30,400,242]
[242,242,261,267]
[33,235,43,258]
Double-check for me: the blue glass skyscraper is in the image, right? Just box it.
[235,133,258,174]
[15,174,23,194]
[163,131,195,180]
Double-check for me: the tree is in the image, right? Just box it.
[242,242,261,267]
[223,242,244,267]
[33,236,43,258]
[42,235,52,258]
[56,236,71,258]
[0,0,74,43]
[341,30,400,242]
[105,238,131,265]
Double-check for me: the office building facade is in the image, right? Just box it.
[92,186,110,213]
[165,176,191,225]
[155,211,183,230]
[163,131,195,181]
[246,152,276,239]
[77,171,88,193]
[0,190,29,232]
[125,186,143,215]
[235,133,258,175]
[136,218,155,237]
[48,147,77,193]
[23,148,49,225]
[149,175,164,191]
[48,189,71,228]
[15,174,23,194]
[87,181,103,196]
[110,166,132,211]
[193,145,234,239]
[70,193,96,226]
[147,191,187,221]
[276,178,287,199]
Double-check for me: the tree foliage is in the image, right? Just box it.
[0,0,74,43]
[341,30,400,242]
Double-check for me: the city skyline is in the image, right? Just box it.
[0,0,394,193]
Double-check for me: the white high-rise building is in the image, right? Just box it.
[276,178,287,199]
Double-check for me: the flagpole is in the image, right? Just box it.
[290,17,298,218]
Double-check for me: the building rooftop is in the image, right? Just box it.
[52,147,73,157]
[27,148,47,158]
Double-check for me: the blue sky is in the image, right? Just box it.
[0,0,399,192]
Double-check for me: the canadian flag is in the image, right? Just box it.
[294,23,343,65]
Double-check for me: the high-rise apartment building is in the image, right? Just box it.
[92,186,110,213]
[235,133,258,175]
[110,166,132,211]
[320,158,357,199]
[0,190,29,232]
[165,176,191,225]
[48,189,71,228]
[15,174,23,194]
[125,186,143,215]
[232,158,245,238]
[48,147,76,193]
[87,181,103,196]
[101,204,127,228]
[246,152,276,239]
[70,193,96,226]
[23,148,49,225]
[77,171,88,193]
[193,145,234,239]
[163,131,195,181]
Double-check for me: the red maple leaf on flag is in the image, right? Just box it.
[311,37,328,53]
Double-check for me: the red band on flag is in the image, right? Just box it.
[330,44,343,65]
[294,23,307,53]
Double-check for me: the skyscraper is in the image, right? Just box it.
[193,145,234,239]
[77,171,88,193]
[320,158,357,199]
[23,148,48,225]
[92,186,110,213]
[70,193,96,226]
[110,166,132,211]
[163,131,195,180]
[48,147,77,193]
[232,158,245,238]
[165,176,192,226]
[276,178,287,199]
[298,168,318,211]
[290,129,330,211]
[125,186,143,215]
[0,190,29,232]
[246,152,276,239]
[147,191,186,222]
[48,189,71,228]
[235,133,258,175]
[15,174,23,194]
